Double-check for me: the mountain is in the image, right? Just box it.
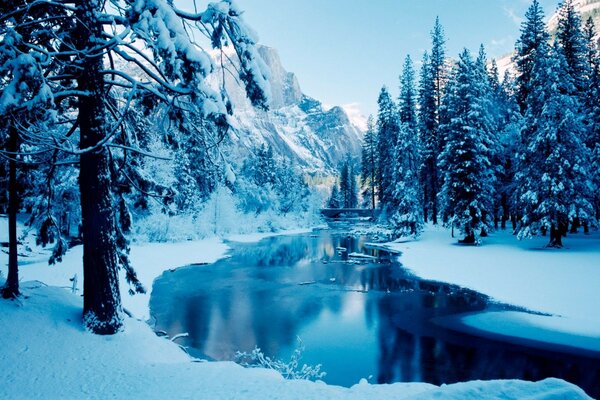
[216,46,364,175]
[547,0,600,35]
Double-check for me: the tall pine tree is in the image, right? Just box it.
[418,52,436,222]
[376,86,400,210]
[418,18,447,225]
[517,42,593,247]
[438,49,495,242]
[390,56,423,237]
[583,17,600,221]
[514,0,550,113]
[556,0,588,94]
[361,115,378,209]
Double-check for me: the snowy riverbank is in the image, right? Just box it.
[381,225,600,356]
[0,282,591,399]
[0,220,595,399]
[0,216,314,321]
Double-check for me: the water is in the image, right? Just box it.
[150,225,600,397]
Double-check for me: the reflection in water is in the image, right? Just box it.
[150,227,600,398]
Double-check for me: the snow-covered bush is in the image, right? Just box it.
[235,338,326,381]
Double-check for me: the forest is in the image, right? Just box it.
[1,1,599,399]
[0,0,597,338]
[353,0,600,248]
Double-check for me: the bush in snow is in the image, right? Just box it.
[235,338,326,381]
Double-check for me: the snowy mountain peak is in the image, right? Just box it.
[213,45,364,174]
[256,46,303,109]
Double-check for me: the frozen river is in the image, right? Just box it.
[150,224,600,396]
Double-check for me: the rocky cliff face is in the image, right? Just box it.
[216,45,364,174]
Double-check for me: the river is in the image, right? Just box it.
[149,223,600,397]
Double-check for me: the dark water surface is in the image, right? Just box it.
[150,224,600,397]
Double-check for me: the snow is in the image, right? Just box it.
[0,227,228,320]
[0,217,595,398]
[0,282,591,399]
[434,311,600,354]
[226,227,315,243]
[381,225,600,352]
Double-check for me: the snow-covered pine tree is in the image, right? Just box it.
[1,0,270,334]
[361,116,378,209]
[339,162,350,208]
[495,70,523,230]
[390,55,423,238]
[514,0,550,113]
[556,0,589,94]
[0,11,58,298]
[418,18,447,225]
[438,49,495,242]
[474,45,500,235]
[274,160,309,215]
[338,158,358,209]
[516,42,594,247]
[583,17,600,221]
[348,161,358,209]
[328,181,341,209]
[418,52,437,223]
[376,86,400,211]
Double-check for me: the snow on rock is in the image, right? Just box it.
[0,283,591,399]
[384,225,600,353]
[212,45,364,174]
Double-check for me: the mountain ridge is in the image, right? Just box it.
[214,45,364,175]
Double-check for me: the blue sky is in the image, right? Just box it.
[242,0,559,119]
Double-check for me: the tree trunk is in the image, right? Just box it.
[569,217,580,234]
[431,167,438,225]
[76,0,122,334]
[371,182,375,211]
[501,193,508,230]
[2,123,19,299]
[548,224,563,248]
[423,184,429,223]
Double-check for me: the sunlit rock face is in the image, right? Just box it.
[211,45,364,175]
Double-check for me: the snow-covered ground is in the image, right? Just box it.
[0,218,595,399]
[0,283,591,399]
[380,225,600,355]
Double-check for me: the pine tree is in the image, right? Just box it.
[418,52,436,222]
[338,158,358,209]
[399,56,418,128]
[1,0,269,333]
[418,18,447,225]
[556,0,589,93]
[390,55,423,237]
[376,87,400,210]
[475,45,500,233]
[517,43,594,247]
[0,6,59,298]
[583,17,600,221]
[340,162,350,207]
[348,161,358,209]
[438,49,496,242]
[514,0,550,113]
[328,180,341,209]
[360,116,378,209]
[496,70,523,230]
